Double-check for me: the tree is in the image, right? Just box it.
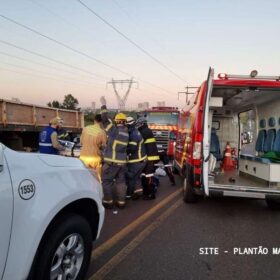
[47,100,61,108]
[62,94,79,110]
[47,94,79,110]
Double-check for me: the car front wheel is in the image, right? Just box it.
[32,214,93,280]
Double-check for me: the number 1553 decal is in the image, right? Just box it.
[18,179,36,200]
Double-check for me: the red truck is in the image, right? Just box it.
[143,107,179,158]
[174,68,280,209]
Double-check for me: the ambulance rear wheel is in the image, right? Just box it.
[266,198,280,210]
[183,175,198,203]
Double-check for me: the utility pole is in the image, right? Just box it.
[107,78,138,111]
[178,86,198,103]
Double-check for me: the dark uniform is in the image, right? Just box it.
[101,106,129,208]
[158,150,176,185]
[137,119,160,199]
[126,120,147,198]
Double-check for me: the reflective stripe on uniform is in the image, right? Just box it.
[102,199,113,204]
[134,188,143,193]
[119,131,129,137]
[117,200,125,205]
[101,109,108,114]
[39,143,53,147]
[147,155,160,161]
[144,173,154,178]
[144,138,156,144]
[138,139,144,160]
[128,155,147,163]
[112,140,128,161]
[129,141,137,146]
[104,157,127,164]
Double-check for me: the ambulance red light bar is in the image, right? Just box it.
[218,70,280,81]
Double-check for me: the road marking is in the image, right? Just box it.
[91,188,182,260]
[90,198,183,280]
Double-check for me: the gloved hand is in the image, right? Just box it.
[100,96,107,106]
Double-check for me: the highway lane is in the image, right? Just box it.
[88,176,280,280]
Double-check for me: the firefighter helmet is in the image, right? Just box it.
[114,113,127,122]
[126,116,135,126]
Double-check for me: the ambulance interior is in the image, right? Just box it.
[208,86,280,191]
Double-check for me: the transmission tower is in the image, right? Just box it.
[107,78,137,110]
[178,86,198,103]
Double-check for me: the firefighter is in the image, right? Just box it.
[39,117,65,154]
[79,114,107,181]
[125,116,147,199]
[100,97,129,209]
[136,117,160,200]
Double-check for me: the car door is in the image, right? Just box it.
[202,67,214,196]
[0,144,13,279]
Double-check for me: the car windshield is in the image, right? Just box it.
[145,112,179,125]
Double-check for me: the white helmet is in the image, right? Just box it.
[126,116,135,126]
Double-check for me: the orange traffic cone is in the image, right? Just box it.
[222,142,235,171]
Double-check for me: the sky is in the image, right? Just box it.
[0,0,280,109]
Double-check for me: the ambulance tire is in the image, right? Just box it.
[183,173,198,203]
[266,198,280,210]
[31,214,92,280]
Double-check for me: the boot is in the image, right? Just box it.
[165,167,176,186]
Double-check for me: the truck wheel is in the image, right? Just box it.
[266,198,280,210]
[33,214,92,280]
[183,175,198,203]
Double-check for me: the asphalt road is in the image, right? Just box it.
[87,175,280,280]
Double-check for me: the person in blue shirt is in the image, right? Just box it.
[39,117,65,154]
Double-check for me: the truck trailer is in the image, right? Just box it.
[0,99,84,151]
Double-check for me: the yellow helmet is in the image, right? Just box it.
[114,113,127,122]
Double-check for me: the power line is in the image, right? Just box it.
[0,61,104,87]
[0,51,104,85]
[0,39,107,80]
[27,0,81,31]
[76,0,187,83]
[0,14,132,77]
[27,0,180,95]
[0,66,99,88]
[111,0,170,53]
[0,17,175,96]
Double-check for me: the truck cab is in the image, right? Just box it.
[174,68,280,209]
[0,143,104,280]
[143,107,179,158]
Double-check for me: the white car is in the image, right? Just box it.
[0,143,104,280]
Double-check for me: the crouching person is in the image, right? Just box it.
[100,97,128,209]
[126,116,147,199]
